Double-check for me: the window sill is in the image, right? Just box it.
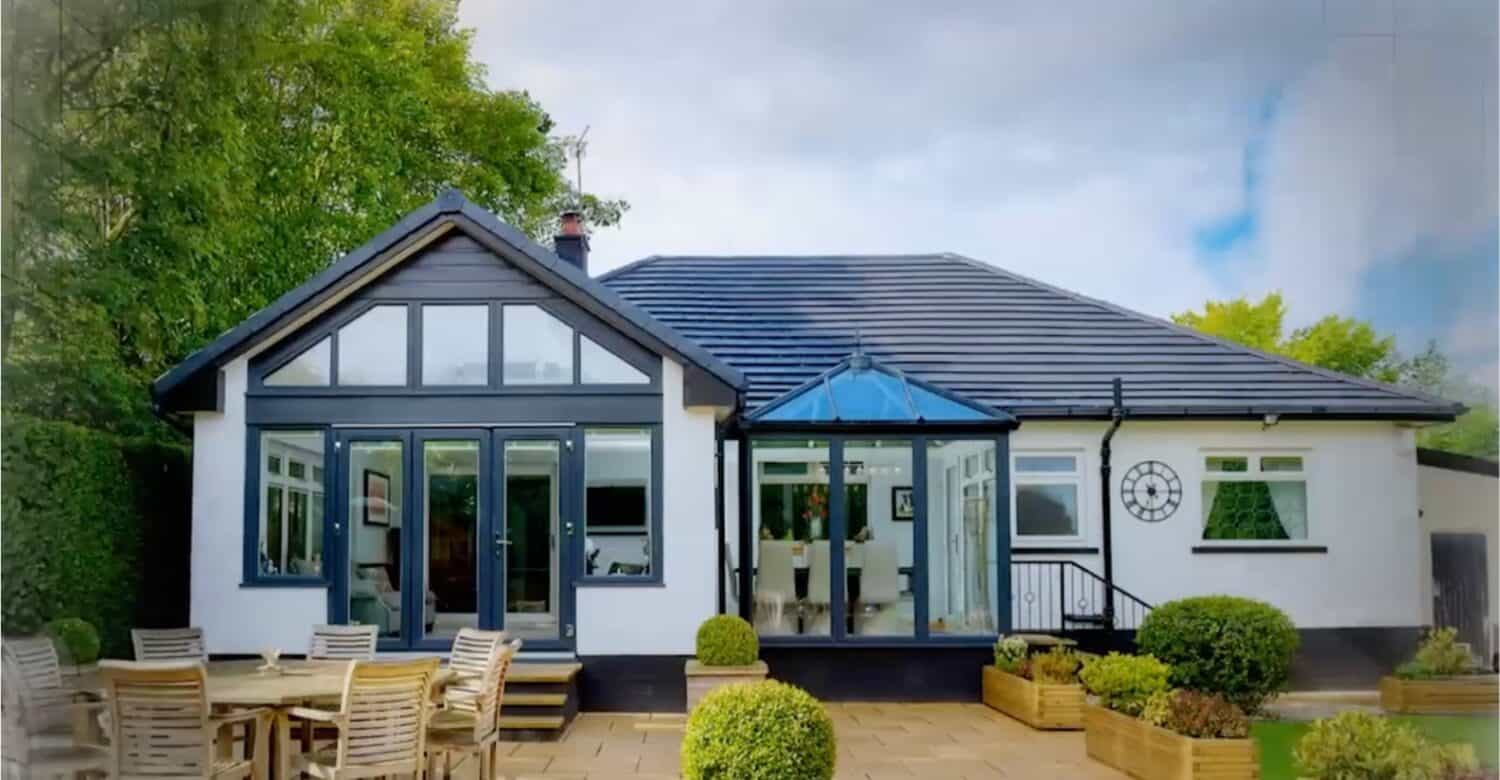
[1191,545,1327,554]
[1013,545,1100,555]
[576,576,664,588]
[240,578,330,589]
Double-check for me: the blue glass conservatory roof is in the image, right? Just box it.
[749,353,1013,424]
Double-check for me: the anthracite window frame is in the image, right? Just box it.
[738,429,1013,648]
[242,425,336,588]
[577,425,666,587]
[250,299,660,394]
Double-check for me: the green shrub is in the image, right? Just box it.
[1396,628,1474,679]
[1140,690,1248,739]
[695,615,759,666]
[1294,712,1478,780]
[1,416,191,657]
[993,635,1028,675]
[44,618,101,665]
[1078,653,1171,716]
[1136,595,1298,713]
[681,681,836,779]
[1029,646,1082,685]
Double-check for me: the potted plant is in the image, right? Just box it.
[982,637,1085,730]
[1380,627,1500,714]
[685,615,767,710]
[1080,654,1258,780]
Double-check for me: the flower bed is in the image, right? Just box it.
[1379,674,1500,715]
[1084,703,1258,780]
[981,666,1084,730]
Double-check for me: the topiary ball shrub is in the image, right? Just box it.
[681,680,836,780]
[695,615,759,666]
[1294,711,1477,780]
[45,617,101,665]
[1078,652,1171,716]
[1137,595,1298,714]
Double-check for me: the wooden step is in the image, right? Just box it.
[504,692,568,707]
[500,715,565,731]
[508,662,582,684]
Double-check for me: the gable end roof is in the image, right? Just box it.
[152,191,745,412]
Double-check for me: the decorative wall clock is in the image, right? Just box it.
[1120,460,1182,522]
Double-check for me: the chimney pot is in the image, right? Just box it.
[554,210,590,273]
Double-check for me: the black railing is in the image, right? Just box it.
[1010,560,1153,632]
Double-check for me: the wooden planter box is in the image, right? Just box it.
[1379,674,1500,714]
[981,666,1084,730]
[684,660,768,711]
[1084,703,1258,780]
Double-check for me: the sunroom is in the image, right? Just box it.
[728,352,1020,646]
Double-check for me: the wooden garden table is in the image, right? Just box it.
[204,660,454,780]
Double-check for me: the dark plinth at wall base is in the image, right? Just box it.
[762,645,993,701]
[578,655,689,712]
[1291,627,1427,690]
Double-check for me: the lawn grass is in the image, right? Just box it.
[1253,715,1500,779]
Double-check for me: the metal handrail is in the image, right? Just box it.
[1010,560,1153,633]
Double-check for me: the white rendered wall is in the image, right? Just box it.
[1417,463,1499,637]
[723,420,1427,631]
[191,358,327,655]
[574,358,720,655]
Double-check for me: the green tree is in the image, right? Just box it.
[1174,293,1498,459]
[3,0,625,437]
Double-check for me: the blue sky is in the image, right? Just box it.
[463,1,1498,392]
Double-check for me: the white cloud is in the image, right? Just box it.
[459,0,1496,380]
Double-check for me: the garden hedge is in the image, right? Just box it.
[2,416,191,657]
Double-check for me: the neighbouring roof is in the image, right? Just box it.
[1417,448,1500,477]
[152,191,745,411]
[600,253,1462,421]
[749,352,1014,425]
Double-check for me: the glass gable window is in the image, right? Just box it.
[265,337,331,386]
[1201,453,1308,541]
[580,335,648,384]
[257,430,325,577]
[338,305,407,385]
[422,305,488,385]
[583,429,653,578]
[1014,453,1083,539]
[504,305,574,385]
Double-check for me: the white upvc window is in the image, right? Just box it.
[1011,451,1086,543]
[1199,452,1310,542]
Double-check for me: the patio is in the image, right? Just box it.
[479,703,1128,780]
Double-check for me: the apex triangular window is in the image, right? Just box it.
[264,337,331,387]
[580,335,648,385]
[751,353,1008,424]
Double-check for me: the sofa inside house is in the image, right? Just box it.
[349,564,436,636]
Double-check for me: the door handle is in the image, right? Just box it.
[493,533,511,559]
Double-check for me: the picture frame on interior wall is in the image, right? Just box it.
[363,469,391,526]
[892,486,914,521]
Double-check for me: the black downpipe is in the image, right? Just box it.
[714,424,727,614]
[1100,377,1125,629]
[736,433,754,622]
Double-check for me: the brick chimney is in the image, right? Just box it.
[554,210,589,274]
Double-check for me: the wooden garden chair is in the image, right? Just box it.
[308,625,378,661]
[2,650,109,779]
[97,660,271,780]
[1,636,102,747]
[426,634,520,780]
[283,658,440,780]
[132,627,208,662]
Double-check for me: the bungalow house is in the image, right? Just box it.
[153,190,1462,715]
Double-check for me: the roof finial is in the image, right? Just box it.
[849,330,872,371]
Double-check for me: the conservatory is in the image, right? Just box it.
[730,352,1020,645]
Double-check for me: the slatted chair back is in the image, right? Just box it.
[1,637,74,723]
[99,660,213,779]
[334,658,438,773]
[2,651,35,767]
[488,639,522,735]
[132,627,208,663]
[309,624,378,660]
[447,628,506,680]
